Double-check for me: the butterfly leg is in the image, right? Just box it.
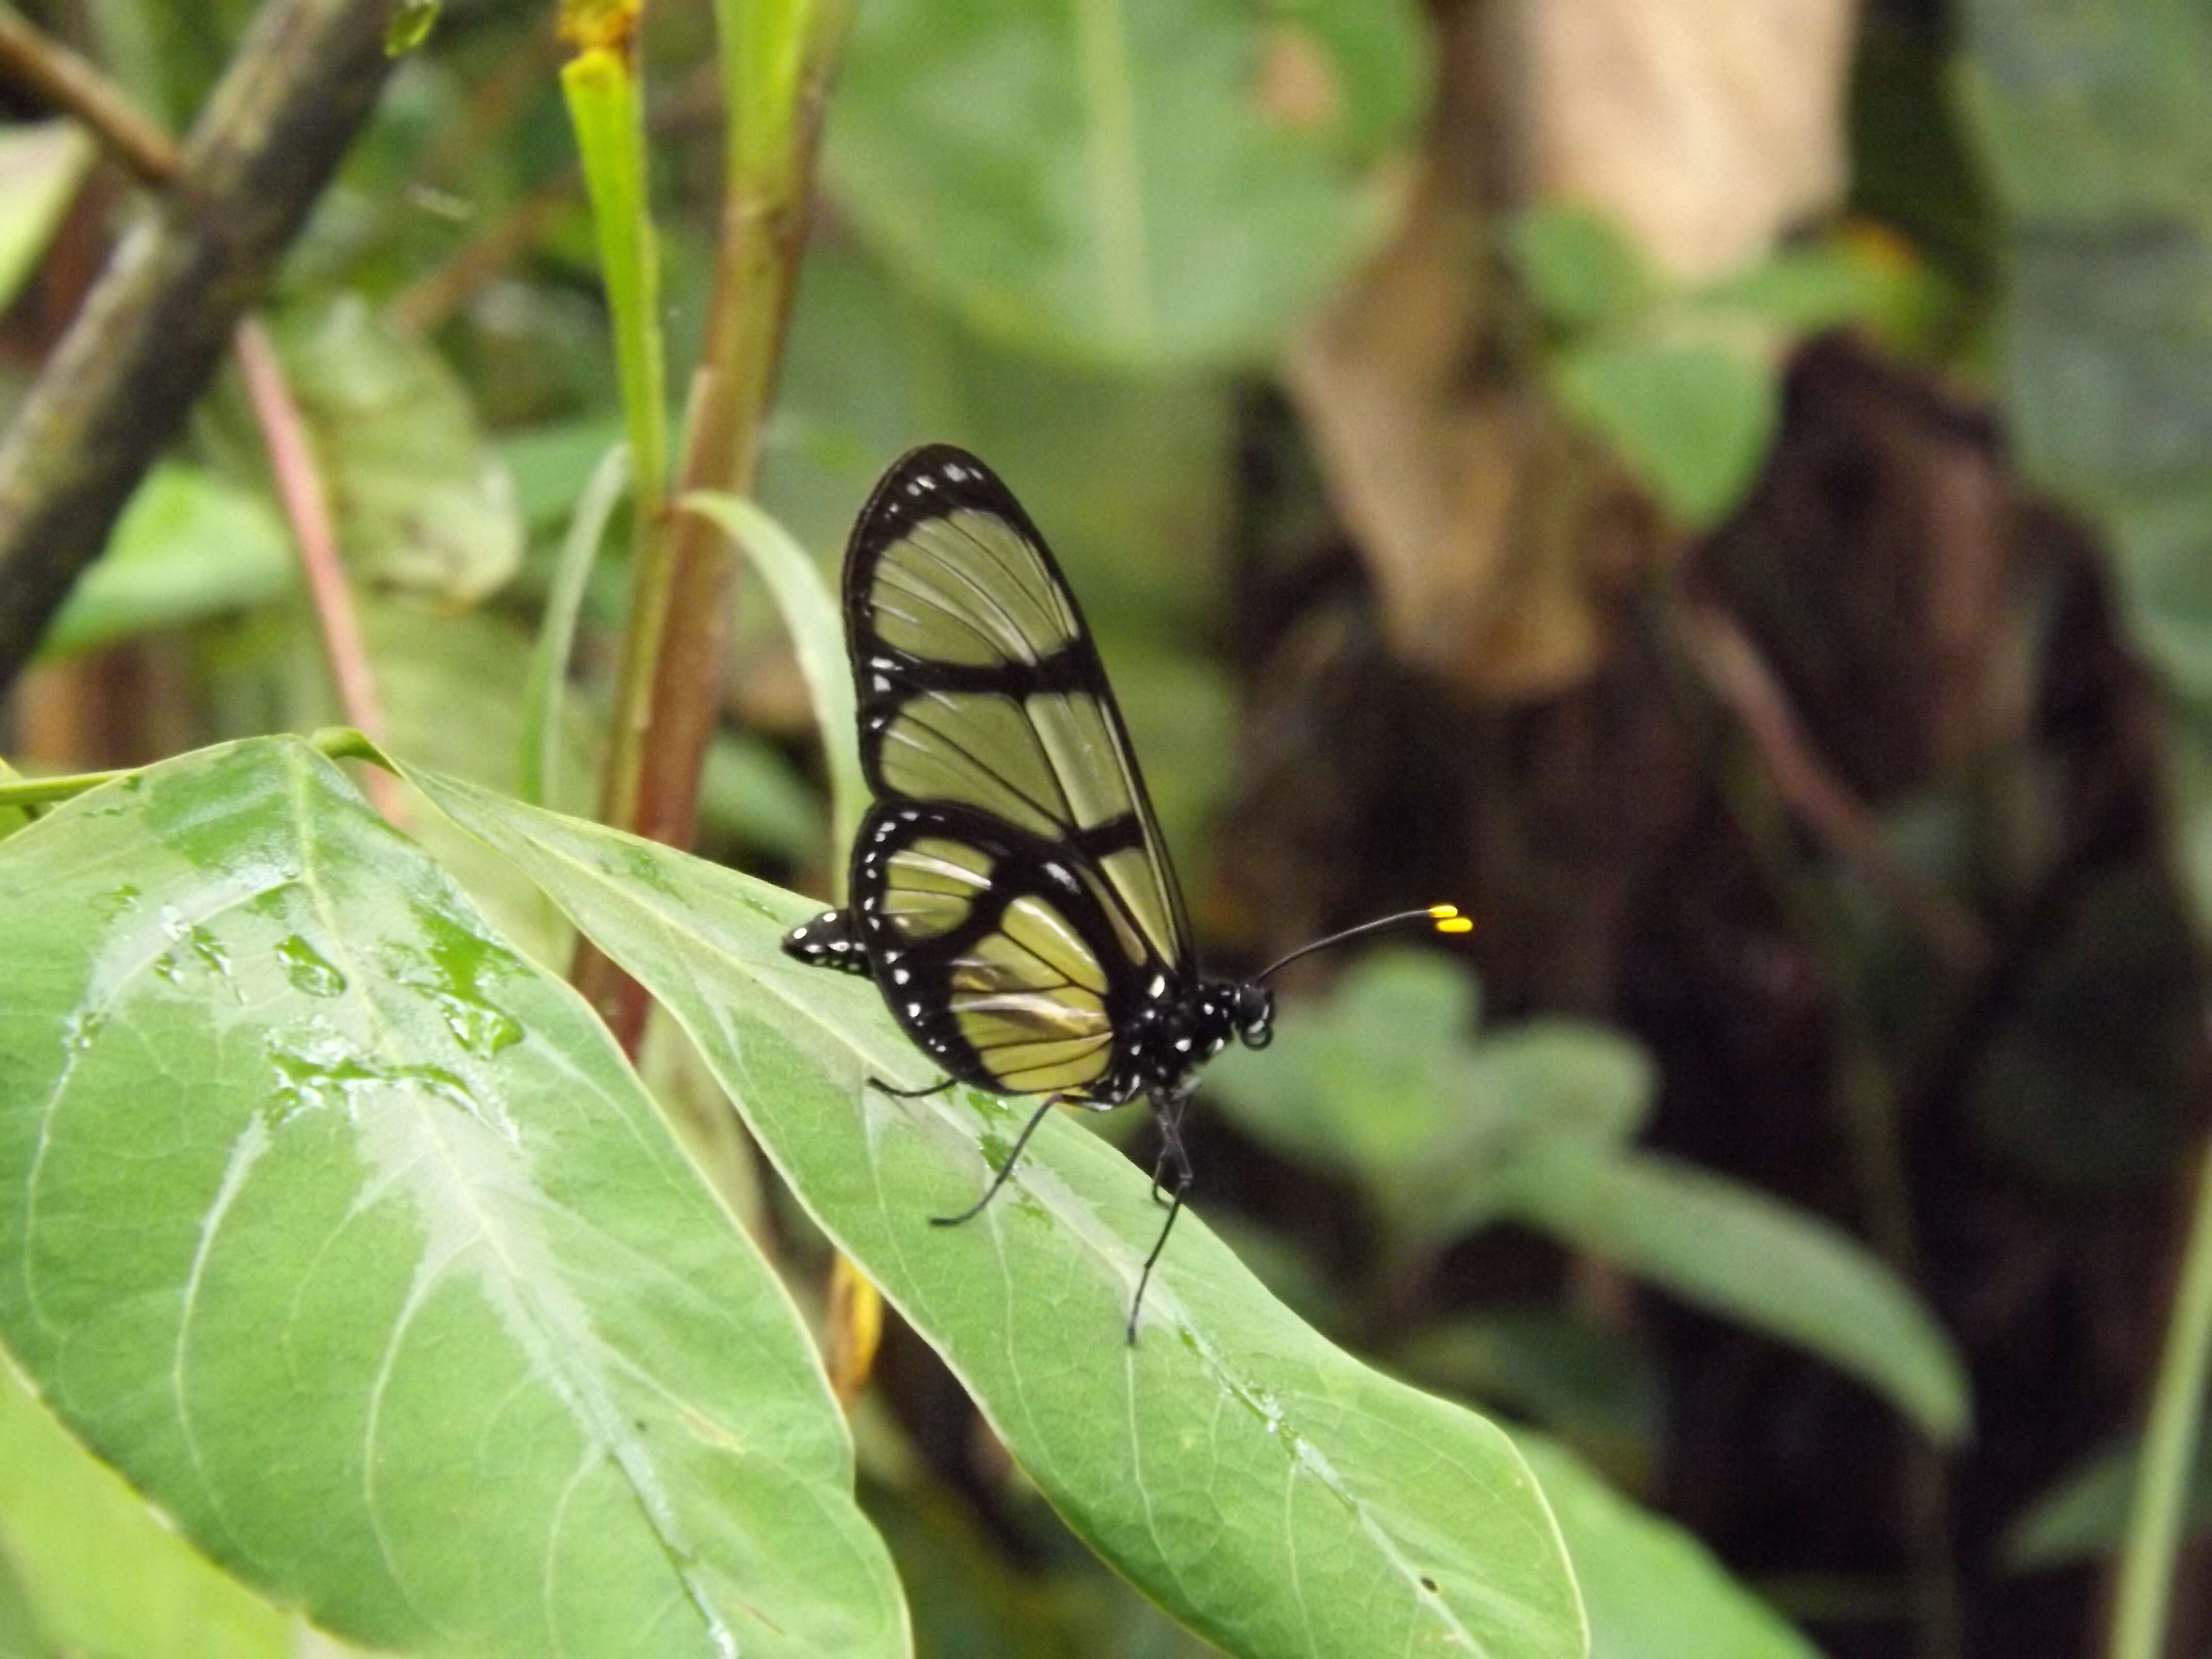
[1148,1094,1191,1206]
[930,1093,1063,1228]
[873,1076,956,1099]
[1127,1097,1195,1343]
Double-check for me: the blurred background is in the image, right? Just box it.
[1,1,2208,1655]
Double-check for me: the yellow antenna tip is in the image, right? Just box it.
[1435,916,1474,935]
[1426,903,1461,920]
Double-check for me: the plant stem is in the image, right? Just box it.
[234,317,405,827]
[0,728,382,808]
[575,0,850,1046]
[0,0,407,692]
[0,764,127,806]
[0,4,181,185]
[2111,1139,2212,1659]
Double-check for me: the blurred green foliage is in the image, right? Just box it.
[0,122,90,313]
[1510,204,1947,529]
[826,0,1425,366]
[38,465,294,659]
[2004,1433,2212,1571]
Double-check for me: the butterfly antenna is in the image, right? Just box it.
[1255,903,1472,982]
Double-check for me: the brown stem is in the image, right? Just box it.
[572,21,847,1047]
[0,0,409,694]
[0,6,182,186]
[233,317,405,825]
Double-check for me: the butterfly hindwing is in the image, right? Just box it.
[843,445,1193,974]
[849,801,1161,1099]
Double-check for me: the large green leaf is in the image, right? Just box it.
[405,763,1589,1659]
[825,0,1425,367]
[0,739,906,1658]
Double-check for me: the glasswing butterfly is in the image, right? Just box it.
[784,445,1468,1338]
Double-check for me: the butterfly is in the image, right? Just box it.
[783,445,1469,1339]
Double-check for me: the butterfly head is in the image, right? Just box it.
[1230,981,1274,1050]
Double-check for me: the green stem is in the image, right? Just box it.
[559,44,667,517]
[0,727,379,806]
[2112,1140,2212,1659]
[0,765,128,806]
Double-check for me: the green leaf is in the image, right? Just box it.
[1956,2,2212,517]
[1492,1151,1971,1445]
[404,768,1590,1659]
[0,123,93,316]
[274,296,524,604]
[2004,1434,2212,1570]
[1552,337,1779,530]
[39,465,296,659]
[0,1362,293,1659]
[685,493,867,864]
[1695,236,1937,343]
[826,0,1427,367]
[0,739,907,1658]
[1516,1434,1817,1659]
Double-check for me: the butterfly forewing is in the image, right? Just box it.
[845,446,1193,974]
